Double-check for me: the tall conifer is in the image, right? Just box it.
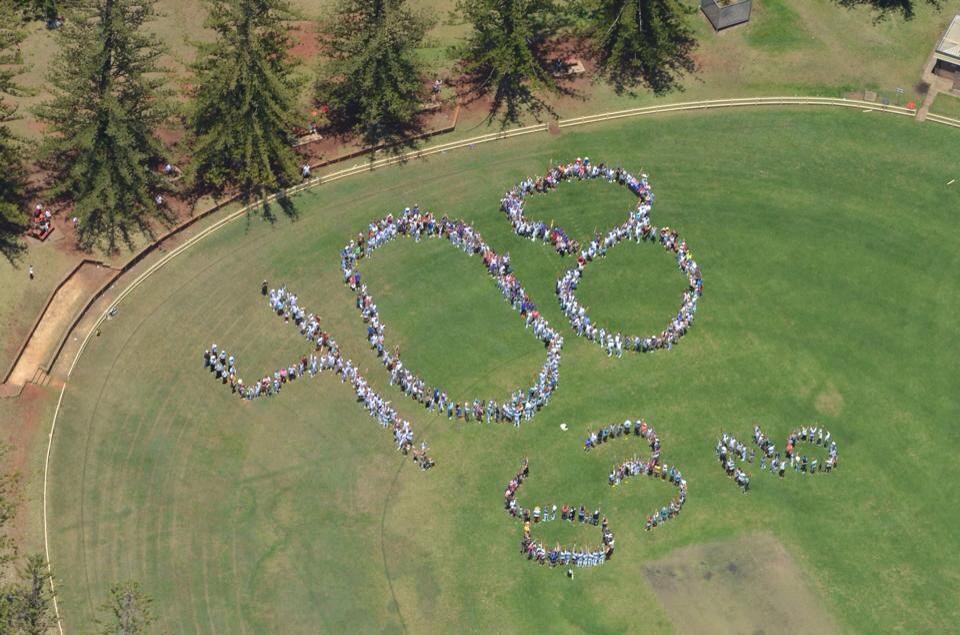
[10,554,55,635]
[95,581,156,635]
[588,0,696,94]
[36,0,171,252]
[188,0,302,203]
[453,0,567,126]
[316,0,432,148]
[0,0,29,261]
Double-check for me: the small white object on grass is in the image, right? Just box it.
[947,179,956,186]
[560,423,568,431]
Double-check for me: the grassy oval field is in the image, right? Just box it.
[48,109,960,633]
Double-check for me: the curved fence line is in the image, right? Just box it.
[558,96,916,127]
[39,95,933,634]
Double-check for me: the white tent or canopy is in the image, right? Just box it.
[935,15,960,68]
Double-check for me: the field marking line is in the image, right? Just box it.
[39,96,934,633]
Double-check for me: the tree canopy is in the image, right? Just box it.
[0,0,29,262]
[36,0,172,252]
[835,0,941,20]
[0,445,57,635]
[16,0,65,24]
[453,0,568,126]
[188,0,303,205]
[96,581,156,635]
[588,0,697,95]
[316,0,432,148]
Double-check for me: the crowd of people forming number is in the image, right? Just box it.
[501,418,688,568]
[339,206,564,428]
[585,420,687,531]
[199,160,708,483]
[504,459,615,568]
[717,425,839,491]
[202,285,434,470]
[500,158,704,357]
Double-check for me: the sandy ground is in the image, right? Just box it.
[643,532,839,634]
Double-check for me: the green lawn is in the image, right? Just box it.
[930,92,960,119]
[46,108,960,633]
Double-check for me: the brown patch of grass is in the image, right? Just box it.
[288,21,320,62]
[642,532,839,634]
[815,383,844,418]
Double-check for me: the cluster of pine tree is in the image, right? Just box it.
[0,0,931,254]
[0,441,56,634]
[0,442,156,634]
[0,0,29,261]
[35,0,173,252]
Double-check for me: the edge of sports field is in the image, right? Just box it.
[39,95,953,634]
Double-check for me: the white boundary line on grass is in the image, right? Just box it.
[39,96,925,633]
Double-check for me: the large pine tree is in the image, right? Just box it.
[588,0,697,95]
[453,0,567,127]
[95,581,156,635]
[316,0,432,148]
[36,0,171,252]
[188,0,302,204]
[17,0,64,24]
[8,554,56,635]
[0,0,29,261]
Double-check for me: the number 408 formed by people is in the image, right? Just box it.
[201,158,839,569]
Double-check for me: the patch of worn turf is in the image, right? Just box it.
[643,533,838,633]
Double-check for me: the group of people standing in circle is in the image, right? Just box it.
[504,459,615,569]
[501,157,703,357]
[339,204,564,428]
[717,424,839,491]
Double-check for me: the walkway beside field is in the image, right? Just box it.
[3,262,115,392]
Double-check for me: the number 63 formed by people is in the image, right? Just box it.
[201,158,838,570]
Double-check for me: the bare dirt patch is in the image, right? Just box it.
[815,383,844,418]
[642,532,839,634]
[288,21,320,61]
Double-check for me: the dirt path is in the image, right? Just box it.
[6,263,116,387]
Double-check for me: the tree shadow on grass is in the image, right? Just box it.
[835,0,941,20]
[0,232,26,265]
